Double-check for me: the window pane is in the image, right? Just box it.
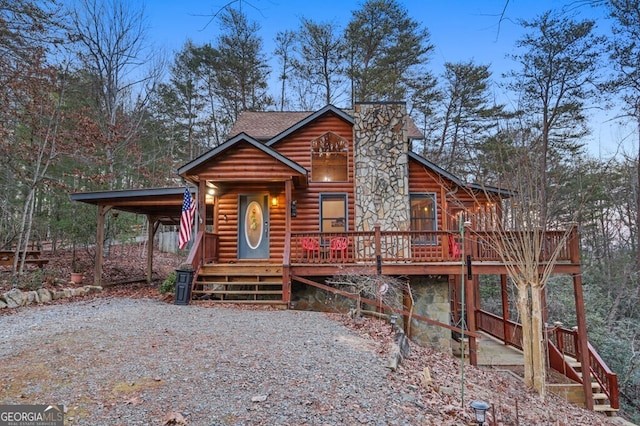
[321,196,346,232]
[411,194,436,232]
[311,132,348,182]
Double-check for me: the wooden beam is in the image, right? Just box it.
[94,204,112,286]
[146,216,158,284]
[465,261,478,366]
[573,273,594,410]
[282,179,293,304]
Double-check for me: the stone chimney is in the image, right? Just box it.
[353,102,410,232]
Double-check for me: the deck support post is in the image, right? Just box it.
[574,273,593,410]
[465,269,478,365]
[282,179,293,305]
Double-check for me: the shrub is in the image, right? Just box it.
[18,269,45,291]
[159,271,176,294]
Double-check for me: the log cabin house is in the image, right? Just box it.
[72,102,618,413]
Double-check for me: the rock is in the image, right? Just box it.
[3,288,26,308]
[25,290,39,305]
[37,288,52,304]
[0,300,7,309]
[251,394,268,403]
[439,386,455,395]
[71,287,87,297]
[52,290,67,300]
[84,285,103,294]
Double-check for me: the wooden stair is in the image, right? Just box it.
[191,263,285,305]
[569,356,619,416]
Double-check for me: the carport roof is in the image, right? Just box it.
[70,187,188,225]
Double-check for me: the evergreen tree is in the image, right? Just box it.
[292,18,347,108]
[212,7,272,122]
[345,0,433,103]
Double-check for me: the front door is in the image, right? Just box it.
[238,194,269,259]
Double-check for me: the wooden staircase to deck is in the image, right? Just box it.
[568,356,619,416]
[191,263,285,305]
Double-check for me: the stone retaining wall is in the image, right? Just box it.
[0,286,103,309]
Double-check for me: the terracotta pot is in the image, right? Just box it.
[70,272,83,284]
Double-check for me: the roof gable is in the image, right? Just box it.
[265,105,354,147]
[408,151,513,197]
[178,132,307,179]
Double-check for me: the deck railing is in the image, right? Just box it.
[477,310,524,349]
[290,226,577,265]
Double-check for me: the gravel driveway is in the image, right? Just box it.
[0,297,423,425]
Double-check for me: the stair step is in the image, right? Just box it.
[193,290,283,295]
[592,393,608,400]
[593,404,618,412]
[193,299,287,305]
[568,361,581,368]
[194,281,282,286]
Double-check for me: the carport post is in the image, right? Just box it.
[95,204,112,286]
[146,216,160,283]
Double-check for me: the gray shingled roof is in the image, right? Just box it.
[227,108,424,141]
[228,111,314,141]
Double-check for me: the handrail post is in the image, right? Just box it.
[569,225,580,264]
[374,224,381,274]
[283,231,291,305]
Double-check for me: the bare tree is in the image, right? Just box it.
[274,30,296,111]
[71,0,160,188]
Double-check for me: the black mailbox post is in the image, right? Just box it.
[174,267,194,305]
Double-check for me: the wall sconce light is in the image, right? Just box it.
[271,196,278,207]
[470,400,491,425]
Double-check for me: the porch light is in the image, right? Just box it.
[470,400,491,425]
[271,196,278,207]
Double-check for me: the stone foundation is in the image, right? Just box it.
[408,276,451,353]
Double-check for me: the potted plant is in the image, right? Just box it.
[70,254,83,284]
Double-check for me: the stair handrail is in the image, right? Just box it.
[547,323,619,410]
[185,229,204,272]
[547,339,583,383]
[587,341,619,409]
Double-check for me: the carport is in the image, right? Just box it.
[70,187,192,286]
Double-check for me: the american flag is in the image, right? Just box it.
[178,187,197,249]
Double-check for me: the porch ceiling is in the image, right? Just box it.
[70,187,187,225]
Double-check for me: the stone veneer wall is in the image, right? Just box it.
[353,103,410,232]
[409,276,451,352]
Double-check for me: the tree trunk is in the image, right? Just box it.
[516,283,534,387]
[531,284,547,399]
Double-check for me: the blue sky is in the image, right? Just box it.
[143,1,624,156]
